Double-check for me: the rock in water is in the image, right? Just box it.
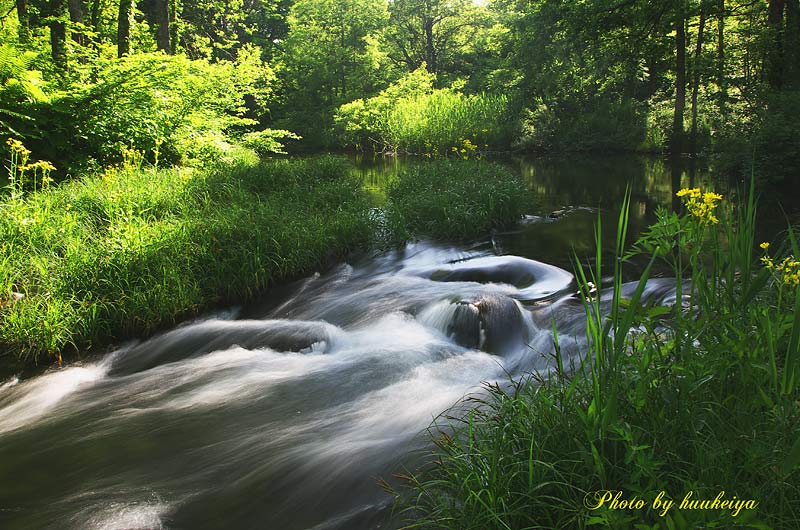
[446,293,528,355]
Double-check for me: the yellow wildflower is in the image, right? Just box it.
[676,187,701,199]
[6,138,31,156]
[760,242,770,250]
[26,160,57,172]
[676,187,723,225]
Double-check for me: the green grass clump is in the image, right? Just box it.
[395,186,800,529]
[0,155,372,367]
[335,68,512,156]
[381,91,512,156]
[387,159,527,241]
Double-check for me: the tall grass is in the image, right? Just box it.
[382,92,512,156]
[335,87,513,156]
[0,155,372,368]
[386,159,527,241]
[395,183,800,529]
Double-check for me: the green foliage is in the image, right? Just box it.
[385,0,491,81]
[386,159,526,240]
[0,44,47,138]
[748,92,800,183]
[275,0,389,148]
[335,66,435,149]
[241,129,302,156]
[396,185,800,529]
[0,155,372,365]
[60,51,273,166]
[336,69,513,155]
[516,99,647,152]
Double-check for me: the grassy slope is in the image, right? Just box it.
[0,156,527,371]
[0,155,373,368]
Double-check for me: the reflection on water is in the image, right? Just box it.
[351,153,715,269]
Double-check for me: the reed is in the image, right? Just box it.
[382,91,512,156]
[395,182,800,529]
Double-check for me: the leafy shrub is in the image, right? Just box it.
[0,45,48,140]
[241,129,302,156]
[515,98,647,152]
[3,47,296,172]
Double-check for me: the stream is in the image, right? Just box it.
[0,155,737,530]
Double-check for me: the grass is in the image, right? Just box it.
[336,87,513,156]
[0,154,373,369]
[386,159,527,241]
[394,184,800,529]
[382,91,512,156]
[1,154,531,371]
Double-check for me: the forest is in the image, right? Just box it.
[1,0,798,175]
[1,1,800,529]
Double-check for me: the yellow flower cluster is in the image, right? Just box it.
[6,137,31,156]
[760,242,800,286]
[5,137,56,195]
[450,138,480,160]
[676,188,723,225]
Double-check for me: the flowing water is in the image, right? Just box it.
[0,154,763,530]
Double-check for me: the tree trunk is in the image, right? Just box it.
[50,0,68,70]
[68,0,84,45]
[16,0,30,44]
[117,0,133,57]
[155,0,172,53]
[786,0,799,88]
[672,0,686,155]
[767,0,785,90]
[169,0,179,54]
[691,4,706,154]
[424,18,435,73]
[717,0,726,116]
[88,0,101,50]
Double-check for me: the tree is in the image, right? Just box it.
[385,0,488,77]
[118,0,133,57]
[276,0,388,145]
[67,0,84,46]
[155,0,171,53]
[672,0,686,154]
[16,0,31,44]
[49,0,68,69]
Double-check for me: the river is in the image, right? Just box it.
[0,154,754,530]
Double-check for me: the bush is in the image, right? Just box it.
[3,47,295,173]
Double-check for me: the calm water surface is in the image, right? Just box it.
[0,154,786,530]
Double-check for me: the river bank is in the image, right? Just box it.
[0,155,525,375]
